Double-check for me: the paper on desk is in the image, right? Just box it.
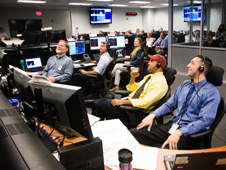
[109,145,158,170]
[91,119,140,168]
[87,113,100,127]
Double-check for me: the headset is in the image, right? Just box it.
[156,55,162,68]
[198,56,205,72]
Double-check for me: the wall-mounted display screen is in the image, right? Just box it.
[183,6,202,22]
[90,7,112,24]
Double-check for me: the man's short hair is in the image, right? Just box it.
[207,33,213,37]
[59,39,69,49]
[195,55,213,76]
[101,41,110,51]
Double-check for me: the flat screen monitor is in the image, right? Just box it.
[108,35,125,49]
[47,30,66,43]
[68,40,86,55]
[90,7,112,24]
[13,68,33,104]
[29,82,93,139]
[8,19,42,39]
[183,6,202,22]
[24,30,46,45]
[89,36,106,50]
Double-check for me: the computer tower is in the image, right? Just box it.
[58,137,104,170]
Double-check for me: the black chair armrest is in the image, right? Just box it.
[85,74,98,78]
[115,90,130,96]
[57,79,71,84]
[118,105,144,112]
[188,129,212,139]
[123,64,135,68]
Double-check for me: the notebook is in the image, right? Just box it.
[25,57,43,72]
[116,49,125,58]
[164,151,226,170]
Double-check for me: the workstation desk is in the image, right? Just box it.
[42,123,226,170]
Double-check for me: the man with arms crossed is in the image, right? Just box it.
[42,40,73,83]
[92,54,168,128]
[130,55,220,149]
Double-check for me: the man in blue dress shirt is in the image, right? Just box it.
[152,32,168,55]
[130,55,221,150]
[42,40,74,83]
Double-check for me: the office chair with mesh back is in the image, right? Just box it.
[188,66,225,149]
[116,67,177,128]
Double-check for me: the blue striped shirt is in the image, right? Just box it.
[42,54,74,81]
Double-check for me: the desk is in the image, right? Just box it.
[42,123,226,170]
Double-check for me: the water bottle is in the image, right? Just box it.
[118,149,133,170]
[20,59,26,71]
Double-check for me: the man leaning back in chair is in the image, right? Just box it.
[91,54,168,128]
[130,55,220,150]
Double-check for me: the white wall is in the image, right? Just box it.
[154,8,169,30]
[142,8,155,32]
[70,6,143,35]
[0,7,72,38]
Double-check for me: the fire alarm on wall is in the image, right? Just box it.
[126,12,137,16]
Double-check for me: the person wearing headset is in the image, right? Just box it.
[72,42,112,87]
[130,55,221,150]
[91,54,168,128]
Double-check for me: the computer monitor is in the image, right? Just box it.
[108,35,125,49]
[13,67,33,104]
[24,30,46,45]
[68,40,86,56]
[47,30,66,43]
[29,82,93,139]
[89,36,106,50]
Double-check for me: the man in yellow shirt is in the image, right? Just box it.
[91,54,168,128]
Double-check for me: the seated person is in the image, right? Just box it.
[42,40,74,83]
[185,30,193,43]
[72,42,113,87]
[92,54,168,129]
[79,34,85,41]
[215,24,226,47]
[194,31,200,42]
[109,37,143,91]
[146,32,156,42]
[203,33,220,47]
[130,55,220,150]
[114,31,119,36]
[152,32,168,55]
[0,27,9,39]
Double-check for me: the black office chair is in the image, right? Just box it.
[116,67,177,128]
[119,41,147,89]
[188,66,225,149]
[84,59,115,99]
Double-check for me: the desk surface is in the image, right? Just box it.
[42,123,226,170]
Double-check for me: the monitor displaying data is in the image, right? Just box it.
[89,36,106,50]
[108,35,125,49]
[90,7,112,24]
[183,6,202,22]
[68,41,86,55]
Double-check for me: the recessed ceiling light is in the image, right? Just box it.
[187,1,201,4]
[161,3,168,6]
[17,0,46,3]
[108,4,128,7]
[69,2,93,6]
[174,4,179,6]
[87,0,113,1]
[140,6,155,8]
[129,1,151,4]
